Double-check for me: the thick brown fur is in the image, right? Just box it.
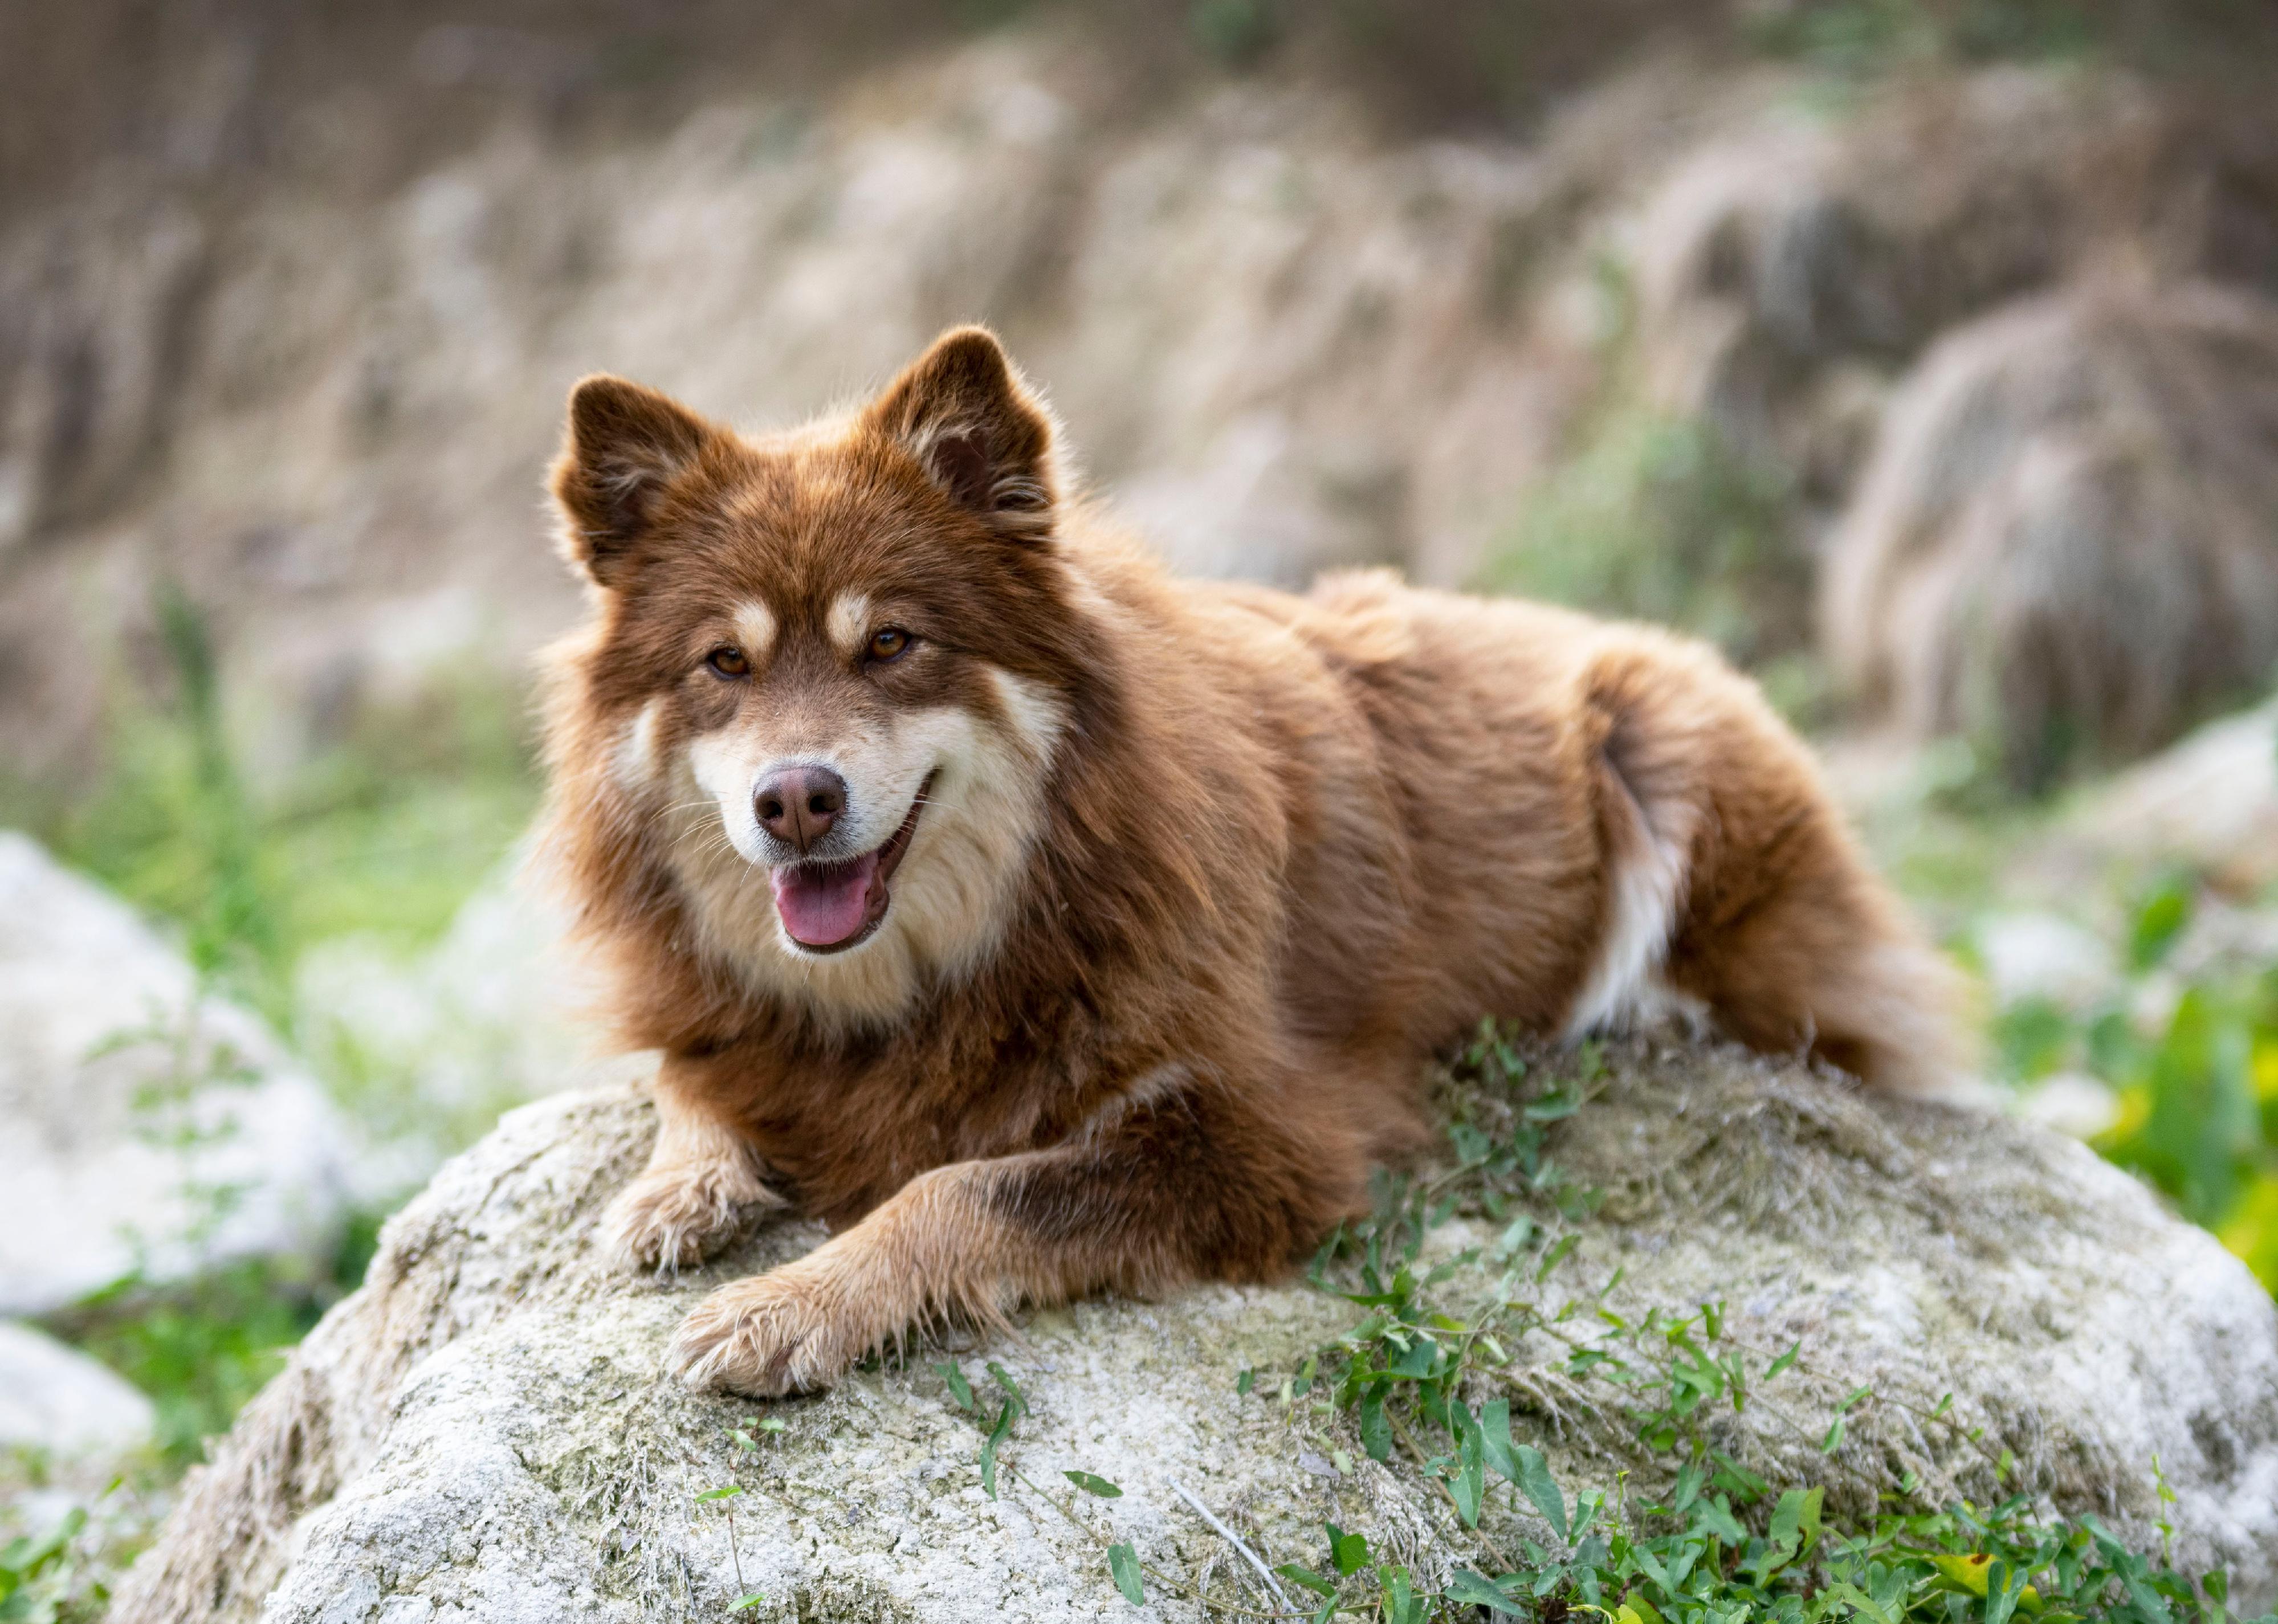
[538,327,1964,1396]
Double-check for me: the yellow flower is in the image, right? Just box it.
[2094,1084,2151,1151]
[2252,1036,2278,1103]
[2217,1173,2278,1292]
[1933,1553,2043,1612]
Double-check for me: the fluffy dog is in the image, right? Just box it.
[539,326,1961,1396]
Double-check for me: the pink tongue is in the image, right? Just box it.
[770,852,882,947]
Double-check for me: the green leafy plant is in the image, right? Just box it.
[0,1475,158,1624]
[1984,882,2278,1291]
[3,588,540,1027]
[0,1504,88,1623]
[694,1414,793,1615]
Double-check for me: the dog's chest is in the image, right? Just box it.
[737,1040,1079,1226]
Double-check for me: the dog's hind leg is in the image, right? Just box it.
[1669,864,1972,1097]
[1576,641,1969,1096]
[670,1061,1366,1396]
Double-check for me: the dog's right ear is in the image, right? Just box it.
[550,375,718,587]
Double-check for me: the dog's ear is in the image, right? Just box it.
[866,327,1060,540]
[551,375,720,586]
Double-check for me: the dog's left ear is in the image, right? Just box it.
[866,327,1060,540]
[551,374,724,587]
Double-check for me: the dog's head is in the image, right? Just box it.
[549,328,1085,1018]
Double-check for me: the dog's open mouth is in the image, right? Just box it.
[768,774,934,953]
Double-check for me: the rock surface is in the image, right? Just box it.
[0,830,354,1315]
[112,1040,2278,1623]
[0,1320,156,1460]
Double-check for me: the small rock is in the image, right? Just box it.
[0,1320,154,1459]
[0,832,354,1315]
[1975,912,2120,1011]
[2069,698,2278,893]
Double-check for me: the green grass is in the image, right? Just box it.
[1477,406,1815,687]
[1472,241,1831,730]
[0,597,540,1027]
[1743,0,2097,77]
[0,1497,115,1624]
[1737,0,2278,84]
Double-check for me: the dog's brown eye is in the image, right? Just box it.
[867,627,912,662]
[706,646,750,678]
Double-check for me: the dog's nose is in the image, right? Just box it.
[755,765,846,854]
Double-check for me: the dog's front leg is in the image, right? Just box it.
[670,1070,1364,1396]
[603,1053,785,1272]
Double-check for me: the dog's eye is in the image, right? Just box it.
[867,627,912,662]
[706,646,750,678]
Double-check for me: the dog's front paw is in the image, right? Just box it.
[669,1260,878,1397]
[603,1157,783,1274]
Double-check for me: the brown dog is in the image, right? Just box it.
[538,327,1962,1396]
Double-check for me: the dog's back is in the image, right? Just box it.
[1182,565,1963,1100]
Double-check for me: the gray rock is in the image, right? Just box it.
[111,1040,2278,1622]
[0,830,354,1315]
[1973,910,2121,1013]
[2068,696,2278,893]
[2014,1071,2123,1142]
[0,1320,154,1459]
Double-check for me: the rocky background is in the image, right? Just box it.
[6,1,2278,1617]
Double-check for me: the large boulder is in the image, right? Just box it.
[1819,281,2278,788]
[0,830,354,1315]
[112,1039,2278,1622]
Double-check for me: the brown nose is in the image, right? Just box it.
[755,765,846,854]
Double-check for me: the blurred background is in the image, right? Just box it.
[6,0,2278,1610]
